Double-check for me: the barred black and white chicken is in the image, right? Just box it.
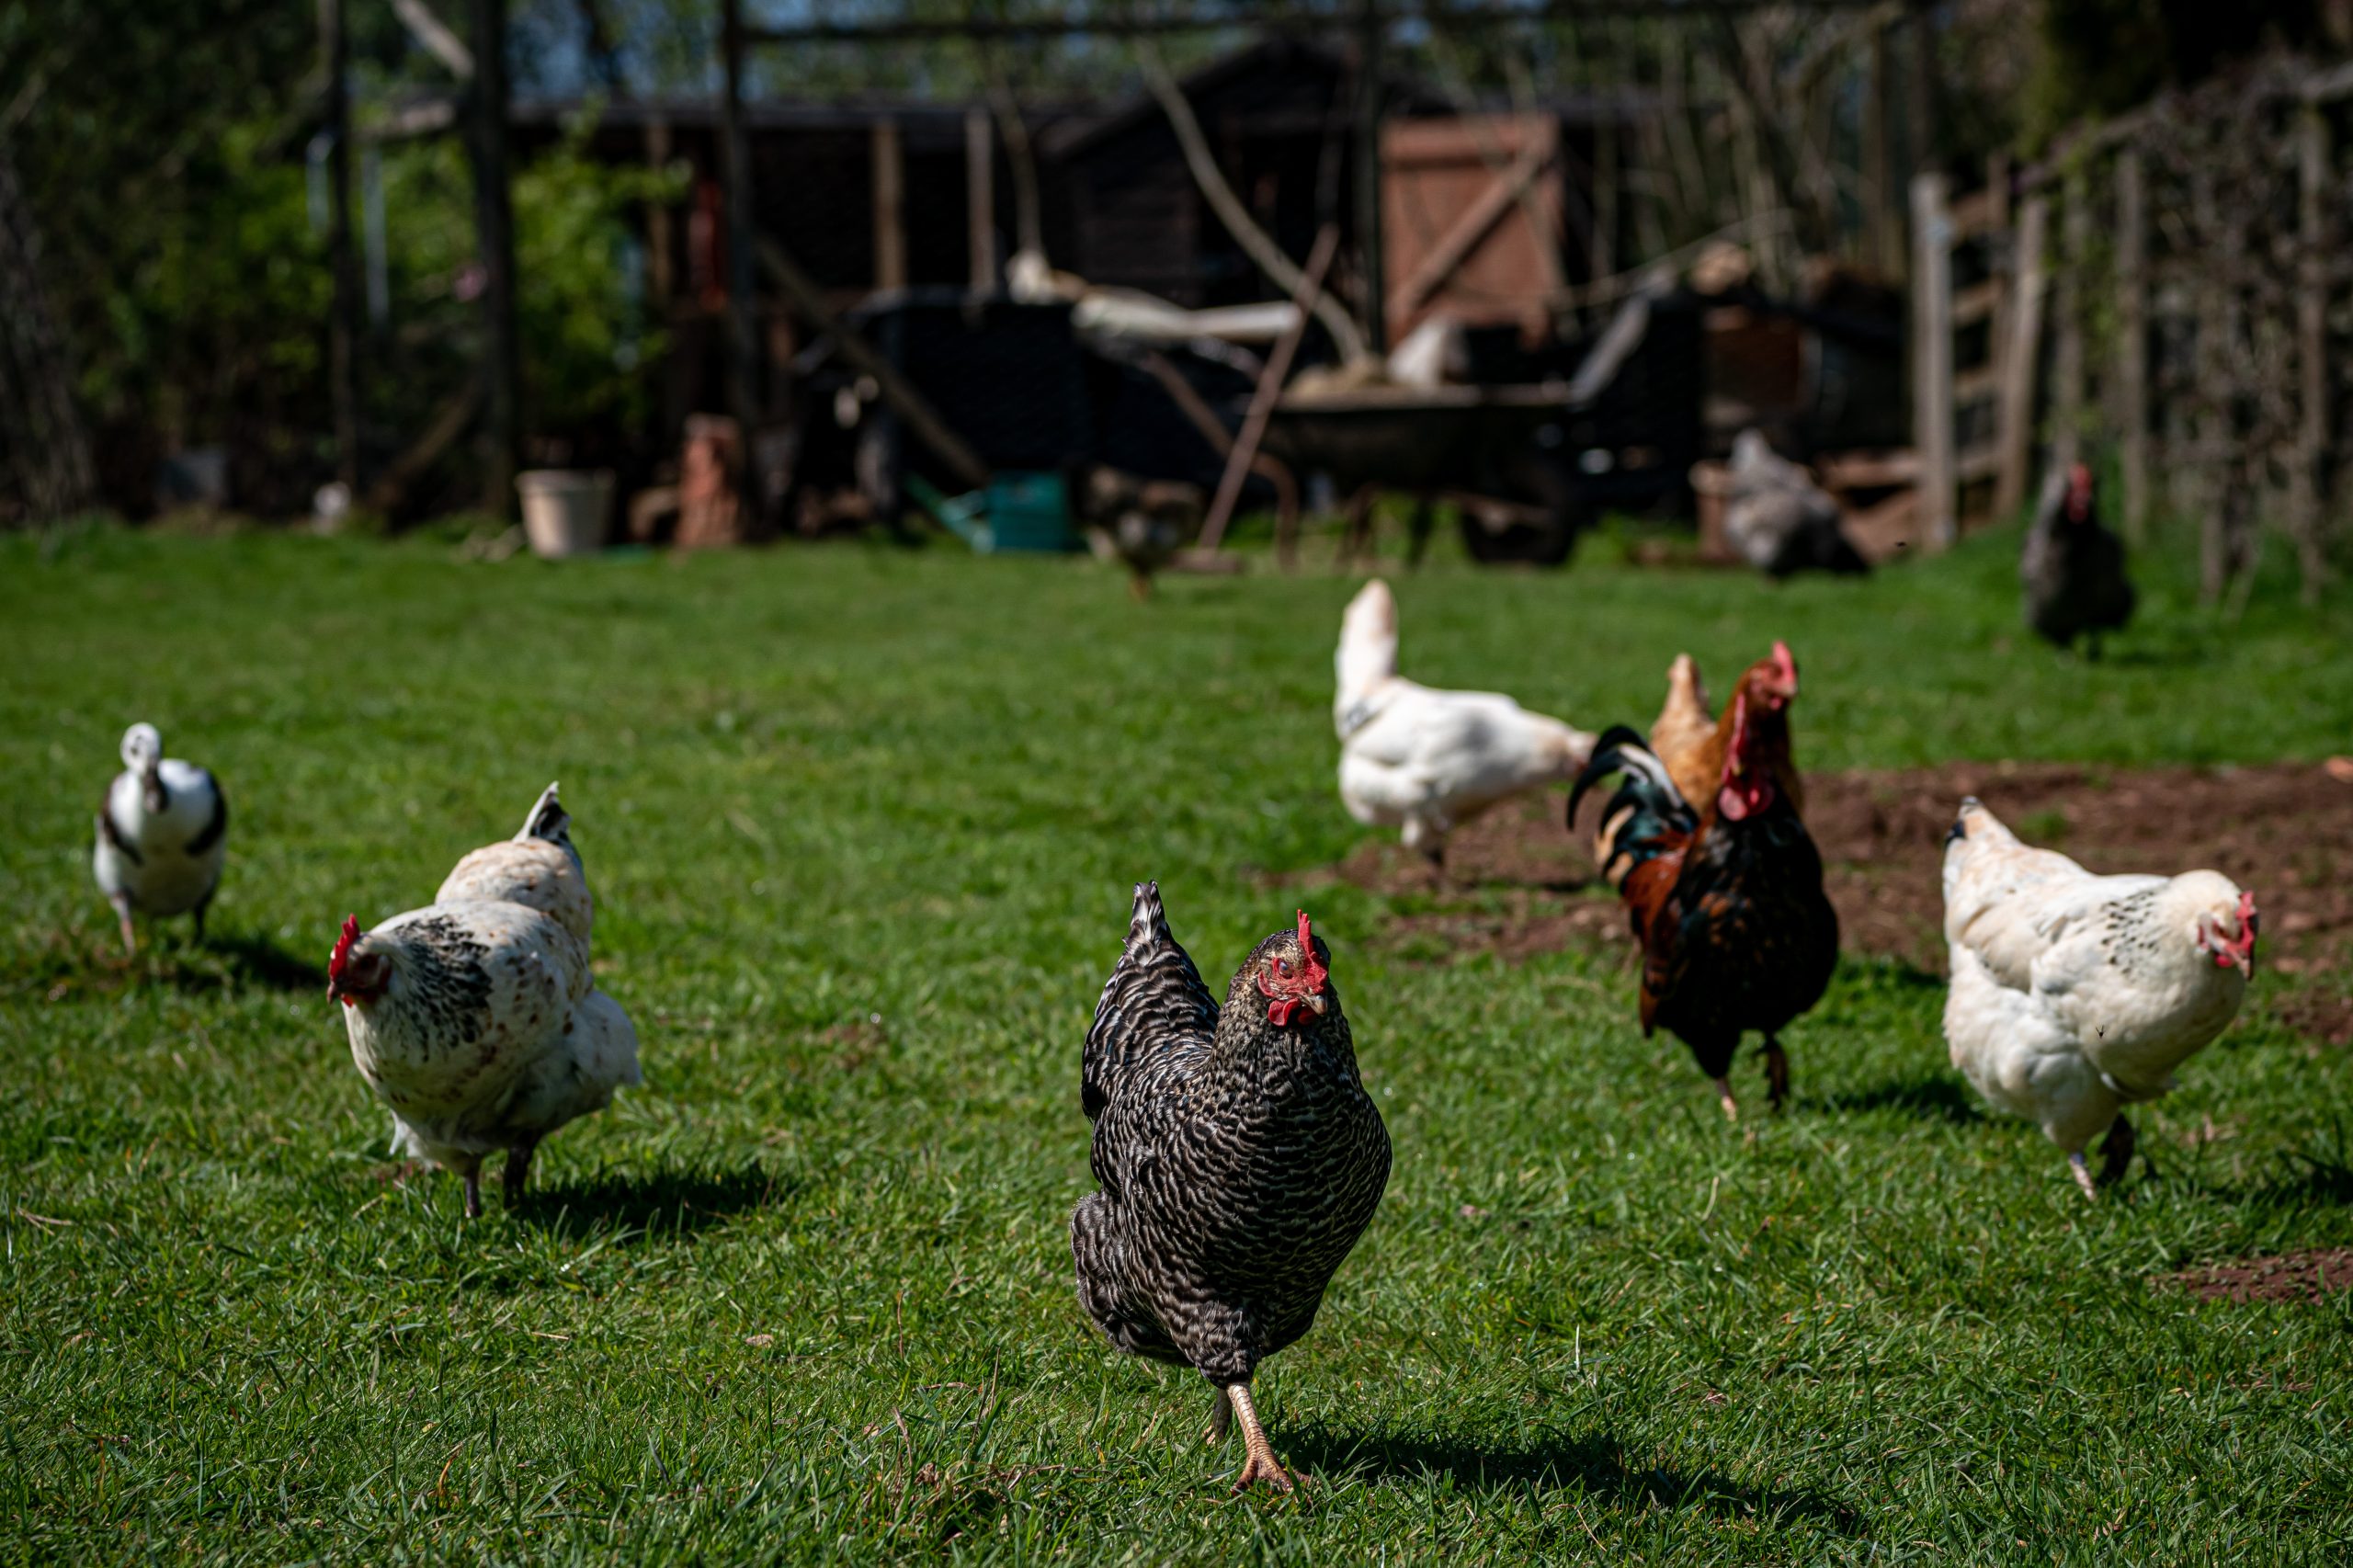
[91,722,227,953]
[328,784,640,1217]
[1071,885,1391,1493]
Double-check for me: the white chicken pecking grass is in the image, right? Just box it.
[1941,797,2257,1199]
[1334,578,1595,878]
[91,722,228,953]
[328,783,641,1218]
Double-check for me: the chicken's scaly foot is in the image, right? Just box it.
[1712,1078,1739,1123]
[1203,1387,1233,1447]
[502,1142,538,1210]
[1223,1383,1294,1494]
[2069,1152,2099,1201]
[2097,1114,2136,1189]
[111,893,136,957]
[462,1170,484,1220]
[1762,1037,1790,1113]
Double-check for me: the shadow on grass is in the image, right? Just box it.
[1285,1424,1863,1533]
[1818,1074,1984,1127]
[518,1162,796,1242]
[2178,1149,2353,1212]
[197,931,324,992]
[2,927,322,1000]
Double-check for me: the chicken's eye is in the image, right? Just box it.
[1275,958,1292,978]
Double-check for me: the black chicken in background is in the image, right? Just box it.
[2023,462,2134,655]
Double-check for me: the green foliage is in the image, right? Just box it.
[377,111,684,439]
[2029,0,2334,144]
[1,528,2349,1560]
[512,117,684,433]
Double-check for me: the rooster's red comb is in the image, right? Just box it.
[329,915,360,983]
[2234,891,2259,957]
[1770,641,1798,692]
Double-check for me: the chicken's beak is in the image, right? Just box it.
[1302,992,1327,1017]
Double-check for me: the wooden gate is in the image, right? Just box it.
[1380,115,1563,346]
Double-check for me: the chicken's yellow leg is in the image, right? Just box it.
[1224,1383,1294,1494]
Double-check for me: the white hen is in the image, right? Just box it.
[329,784,641,1217]
[92,722,228,953]
[1335,578,1594,873]
[1941,797,2256,1199]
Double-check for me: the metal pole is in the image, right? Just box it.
[321,0,360,493]
[470,0,519,514]
[1354,1,1387,354]
[720,0,760,431]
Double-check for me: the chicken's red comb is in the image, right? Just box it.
[2234,891,2259,959]
[329,915,359,983]
[1770,640,1798,693]
[1296,909,1329,986]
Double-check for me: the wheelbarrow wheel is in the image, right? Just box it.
[1460,497,1584,566]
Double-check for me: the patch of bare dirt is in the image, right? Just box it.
[2154,1248,2353,1304]
[1329,761,2353,987]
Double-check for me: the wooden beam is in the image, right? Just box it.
[871,119,905,291]
[643,114,674,306]
[1993,191,2048,520]
[2114,147,2148,546]
[1865,8,1895,277]
[1911,171,1955,549]
[965,108,996,292]
[1199,225,1339,553]
[2051,167,2087,472]
[1138,41,1369,363]
[756,238,988,493]
[2296,106,2331,604]
[744,1,1888,46]
[321,0,360,494]
[469,0,518,513]
[391,0,472,76]
[719,0,760,430]
[1355,3,1388,354]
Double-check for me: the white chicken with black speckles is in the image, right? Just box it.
[1941,797,2256,1199]
[329,784,640,1217]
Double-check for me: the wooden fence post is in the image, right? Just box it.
[2113,147,2149,546]
[2052,167,2088,472]
[966,108,996,292]
[2191,164,2229,603]
[1994,192,2048,521]
[871,119,906,292]
[1911,171,1956,549]
[2297,104,2331,604]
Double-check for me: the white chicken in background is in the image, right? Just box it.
[92,722,227,953]
[328,784,640,1217]
[1941,797,2256,1199]
[1335,578,1595,876]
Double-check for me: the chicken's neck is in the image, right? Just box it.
[1210,1005,1361,1088]
[343,920,494,1072]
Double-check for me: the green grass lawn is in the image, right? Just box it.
[3,520,2349,1563]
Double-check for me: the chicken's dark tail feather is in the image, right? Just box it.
[516,781,584,875]
[1568,725,1696,892]
[517,782,573,846]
